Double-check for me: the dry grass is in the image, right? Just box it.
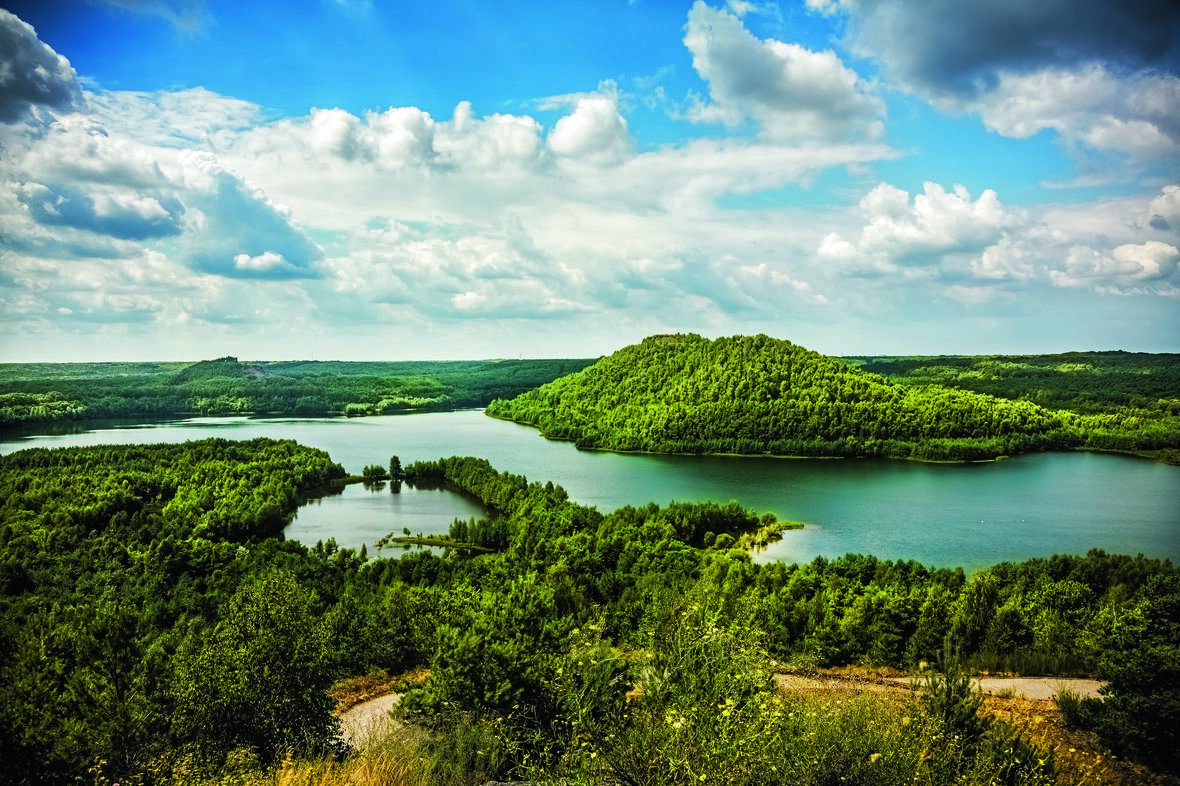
[330,668,429,715]
[776,667,1179,786]
[269,728,430,786]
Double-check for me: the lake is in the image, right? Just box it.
[2,410,1177,570]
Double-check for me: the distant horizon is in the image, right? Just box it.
[2,1,1178,361]
[2,334,1174,366]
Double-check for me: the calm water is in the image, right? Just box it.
[3,411,1178,570]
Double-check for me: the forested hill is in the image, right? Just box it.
[486,333,1176,461]
[0,357,594,427]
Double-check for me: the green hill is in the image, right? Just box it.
[486,333,1079,461]
[171,356,268,383]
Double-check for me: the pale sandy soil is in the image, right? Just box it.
[339,693,400,747]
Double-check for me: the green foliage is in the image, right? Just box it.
[1,442,1173,783]
[360,464,387,481]
[858,350,1180,461]
[488,334,1180,460]
[918,653,990,754]
[487,333,1099,461]
[1086,572,1180,773]
[0,357,594,427]
[170,569,341,761]
[0,440,353,784]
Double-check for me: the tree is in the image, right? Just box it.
[170,570,341,761]
[389,455,403,479]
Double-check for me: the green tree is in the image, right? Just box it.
[170,569,341,761]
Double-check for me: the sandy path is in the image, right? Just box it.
[339,693,400,747]
[776,673,1102,700]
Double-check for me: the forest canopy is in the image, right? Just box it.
[486,334,1180,462]
[0,357,594,428]
[1,443,1177,784]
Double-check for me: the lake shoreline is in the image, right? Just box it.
[5,411,1177,568]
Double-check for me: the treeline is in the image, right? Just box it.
[857,351,1180,463]
[855,350,1180,414]
[487,334,1180,462]
[2,446,1177,785]
[0,356,593,428]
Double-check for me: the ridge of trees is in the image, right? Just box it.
[486,333,1180,462]
[0,357,595,428]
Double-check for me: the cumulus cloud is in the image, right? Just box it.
[546,92,632,164]
[2,107,321,281]
[1052,241,1180,292]
[17,181,185,240]
[435,101,545,170]
[177,153,324,279]
[231,100,545,174]
[683,1,884,141]
[0,10,82,122]
[19,115,176,189]
[1147,185,1180,230]
[818,182,1024,274]
[816,0,1179,100]
[814,0,1180,168]
[974,65,1180,166]
[3,2,1173,358]
[819,180,1180,296]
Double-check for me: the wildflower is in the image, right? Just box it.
[869,753,881,764]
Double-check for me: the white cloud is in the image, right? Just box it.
[175,153,323,279]
[435,101,545,170]
[820,180,1180,296]
[974,65,1180,166]
[2,4,1175,360]
[813,0,1180,170]
[234,251,298,273]
[0,10,82,123]
[1051,241,1180,292]
[19,114,177,189]
[546,93,632,164]
[819,182,1024,273]
[682,1,884,141]
[86,87,263,148]
[1147,184,1180,231]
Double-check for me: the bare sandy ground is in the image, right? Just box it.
[774,672,1102,700]
[339,693,400,747]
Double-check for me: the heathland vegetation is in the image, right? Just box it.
[487,334,1180,462]
[2,443,1177,785]
[0,356,593,428]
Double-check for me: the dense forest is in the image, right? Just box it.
[853,350,1180,414]
[2,442,1176,785]
[0,356,593,428]
[487,334,1180,462]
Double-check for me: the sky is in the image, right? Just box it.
[0,0,1178,361]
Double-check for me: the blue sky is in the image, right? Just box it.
[1,0,1178,361]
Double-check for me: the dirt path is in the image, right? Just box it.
[775,672,1102,700]
[339,693,400,747]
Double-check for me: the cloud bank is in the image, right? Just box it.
[0,2,1177,360]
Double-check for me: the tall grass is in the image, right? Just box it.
[152,727,431,786]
